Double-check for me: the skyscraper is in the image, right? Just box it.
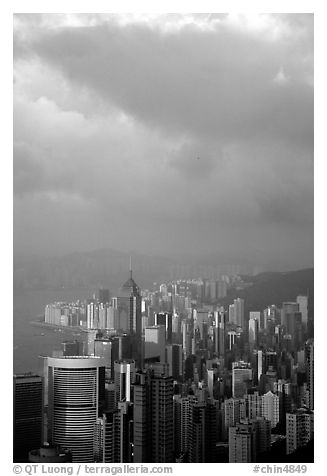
[166,344,183,380]
[133,372,151,462]
[13,374,43,462]
[114,360,136,406]
[297,295,308,330]
[150,371,174,462]
[94,336,120,380]
[248,315,259,348]
[116,266,142,336]
[155,312,173,343]
[173,394,198,459]
[305,339,314,410]
[132,366,174,462]
[47,356,105,462]
[234,298,245,329]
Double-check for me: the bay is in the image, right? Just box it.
[13,287,95,375]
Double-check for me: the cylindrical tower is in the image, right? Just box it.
[47,356,105,462]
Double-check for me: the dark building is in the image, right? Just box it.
[99,288,110,304]
[28,444,72,463]
[305,339,314,410]
[94,336,120,380]
[13,374,43,462]
[166,344,183,380]
[61,340,84,357]
[116,269,142,337]
[155,312,173,343]
[133,366,174,463]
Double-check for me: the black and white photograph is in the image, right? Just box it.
[12,7,315,470]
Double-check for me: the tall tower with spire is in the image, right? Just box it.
[116,258,142,337]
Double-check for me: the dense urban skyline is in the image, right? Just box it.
[13,13,313,270]
[14,267,314,463]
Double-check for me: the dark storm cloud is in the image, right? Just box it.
[15,17,313,148]
[13,14,313,267]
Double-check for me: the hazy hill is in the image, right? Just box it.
[223,268,314,319]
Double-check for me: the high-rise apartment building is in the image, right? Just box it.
[223,398,246,438]
[47,356,105,462]
[173,394,198,459]
[13,374,43,462]
[94,411,120,462]
[132,366,174,462]
[254,417,271,455]
[286,408,314,455]
[246,392,262,420]
[261,391,279,428]
[228,422,257,462]
[305,339,314,410]
[150,372,174,462]
[232,362,253,398]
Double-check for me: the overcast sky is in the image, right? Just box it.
[13,13,313,269]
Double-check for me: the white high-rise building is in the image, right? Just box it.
[47,356,106,462]
[262,391,279,428]
[87,302,95,329]
[257,350,263,384]
[297,295,308,329]
[229,304,235,324]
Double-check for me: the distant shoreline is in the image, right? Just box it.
[29,320,86,332]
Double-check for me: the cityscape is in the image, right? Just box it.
[13,12,314,468]
[14,265,314,463]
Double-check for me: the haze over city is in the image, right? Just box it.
[13,13,313,271]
